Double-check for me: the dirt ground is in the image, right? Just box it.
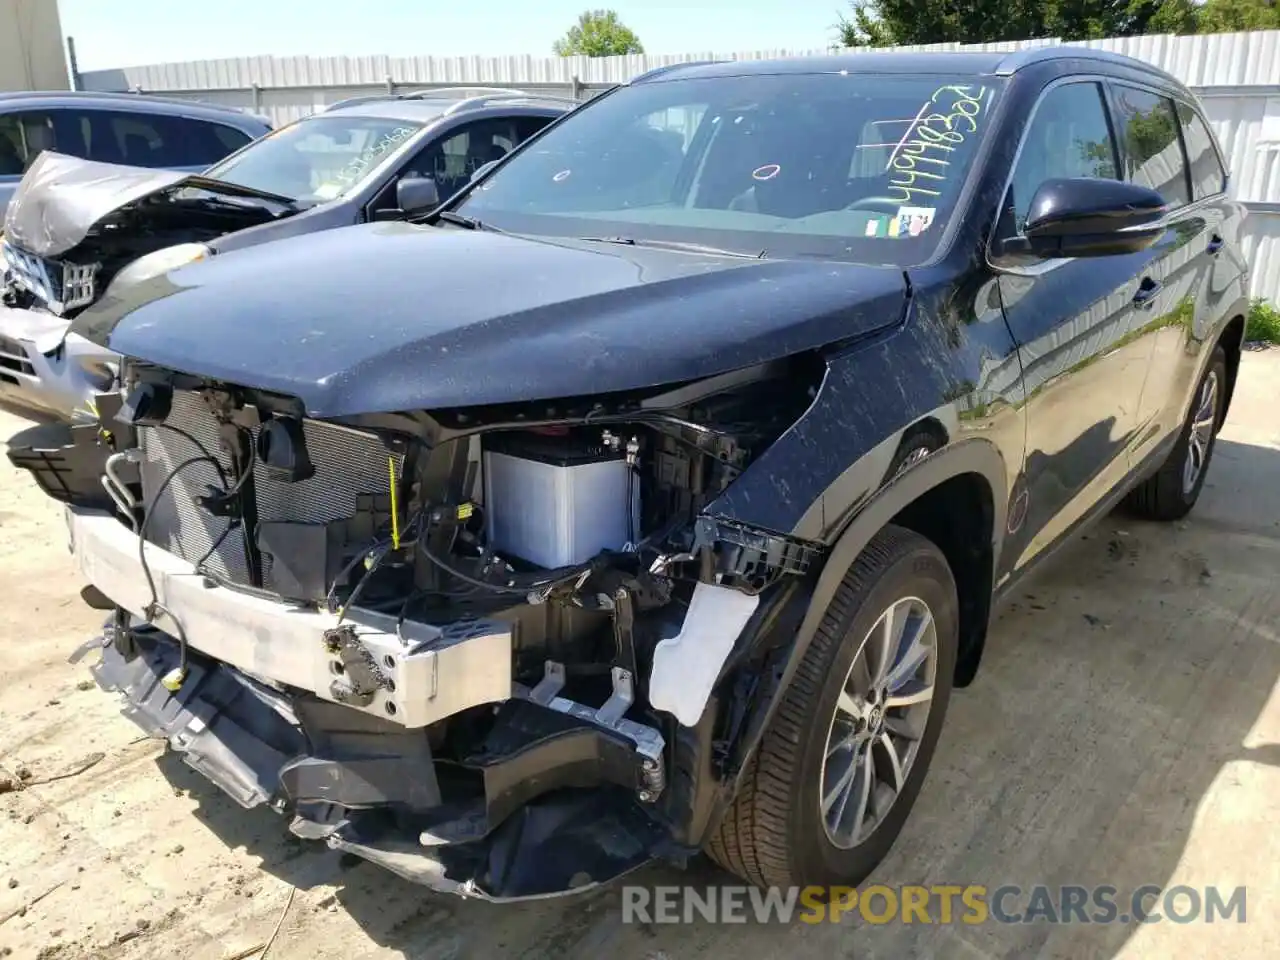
[1,352,1278,960]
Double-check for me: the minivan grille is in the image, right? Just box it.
[0,334,34,380]
[139,390,402,595]
[1,242,99,314]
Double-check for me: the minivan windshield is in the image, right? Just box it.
[455,72,1002,265]
[204,115,428,205]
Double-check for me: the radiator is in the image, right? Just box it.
[138,390,402,595]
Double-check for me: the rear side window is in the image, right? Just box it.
[70,110,252,168]
[0,112,57,176]
[1110,85,1190,208]
[1175,101,1226,200]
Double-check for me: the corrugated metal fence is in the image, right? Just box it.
[80,31,1280,302]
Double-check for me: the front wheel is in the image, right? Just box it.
[707,524,958,889]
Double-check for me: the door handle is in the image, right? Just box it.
[1207,234,1225,255]
[1132,277,1162,308]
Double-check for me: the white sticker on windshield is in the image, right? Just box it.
[312,182,343,201]
[896,205,936,238]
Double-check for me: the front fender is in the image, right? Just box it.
[691,438,1008,847]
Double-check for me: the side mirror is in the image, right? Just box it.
[1008,178,1167,260]
[396,176,440,216]
[470,159,499,184]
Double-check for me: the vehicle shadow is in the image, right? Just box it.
[156,435,1280,960]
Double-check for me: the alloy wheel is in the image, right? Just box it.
[1182,370,1219,496]
[820,595,938,850]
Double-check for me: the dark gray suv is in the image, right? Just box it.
[0,89,572,421]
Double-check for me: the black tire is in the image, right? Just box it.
[1124,345,1227,522]
[706,524,958,890]
[883,428,944,484]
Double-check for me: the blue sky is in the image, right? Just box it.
[57,0,853,70]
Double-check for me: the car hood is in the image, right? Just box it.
[71,221,909,416]
[3,152,287,258]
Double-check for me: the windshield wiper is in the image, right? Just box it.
[433,210,501,232]
[577,236,766,259]
[180,175,299,209]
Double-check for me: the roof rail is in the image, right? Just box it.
[322,87,582,115]
[995,45,1175,82]
[0,89,254,116]
[441,91,581,115]
[401,86,530,100]
[629,60,723,84]
[322,94,399,112]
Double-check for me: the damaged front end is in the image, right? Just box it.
[2,152,290,318]
[23,357,826,899]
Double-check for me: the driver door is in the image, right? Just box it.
[995,79,1159,572]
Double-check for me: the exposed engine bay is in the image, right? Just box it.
[18,355,826,898]
[1,196,272,315]
[2,151,285,317]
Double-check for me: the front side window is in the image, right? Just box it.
[1175,101,1226,200]
[455,73,1004,265]
[407,119,525,198]
[209,123,254,157]
[0,112,56,176]
[162,116,254,166]
[203,115,429,204]
[1110,84,1190,208]
[1004,82,1119,234]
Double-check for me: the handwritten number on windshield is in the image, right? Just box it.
[887,85,987,204]
[334,126,417,186]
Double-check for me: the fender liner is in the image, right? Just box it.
[723,438,1008,802]
[1216,296,1250,421]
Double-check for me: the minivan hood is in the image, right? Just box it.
[4,152,286,258]
[72,221,909,416]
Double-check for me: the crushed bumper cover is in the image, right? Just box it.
[70,497,676,900]
[65,506,513,728]
[0,304,117,422]
[91,627,671,900]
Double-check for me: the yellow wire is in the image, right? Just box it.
[388,457,401,550]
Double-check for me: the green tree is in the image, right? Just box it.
[1196,0,1280,31]
[834,0,1276,47]
[835,0,1040,46]
[553,9,645,57]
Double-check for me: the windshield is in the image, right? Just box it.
[203,115,427,204]
[456,72,1002,264]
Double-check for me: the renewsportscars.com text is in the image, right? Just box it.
[621,884,1247,925]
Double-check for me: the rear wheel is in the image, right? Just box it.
[707,524,958,889]
[1125,346,1226,521]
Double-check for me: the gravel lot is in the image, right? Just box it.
[1,352,1277,960]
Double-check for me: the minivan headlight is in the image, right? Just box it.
[104,243,211,298]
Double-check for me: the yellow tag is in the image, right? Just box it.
[456,502,475,521]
